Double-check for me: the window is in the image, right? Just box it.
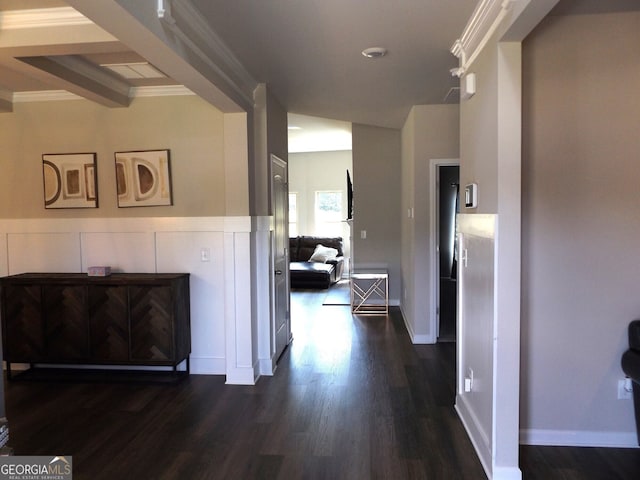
[315,191,343,236]
[288,192,298,237]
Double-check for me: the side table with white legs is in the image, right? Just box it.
[350,271,388,315]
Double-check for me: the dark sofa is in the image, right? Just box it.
[622,320,640,445]
[289,236,345,289]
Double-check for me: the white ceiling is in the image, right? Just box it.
[288,114,352,153]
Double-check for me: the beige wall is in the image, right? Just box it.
[352,123,401,303]
[521,10,640,444]
[0,95,226,217]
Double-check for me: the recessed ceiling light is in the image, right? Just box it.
[362,47,387,59]
[288,125,302,130]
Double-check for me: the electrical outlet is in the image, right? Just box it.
[618,379,632,400]
[200,248,210,262]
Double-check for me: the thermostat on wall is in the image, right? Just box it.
[465,183,478,209]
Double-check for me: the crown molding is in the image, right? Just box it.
[131,85,195,97]
[13,85,194,103]
[450,0,517,77]
[0,6,92,30]
[13,90,81,103]
[157,0,257,106]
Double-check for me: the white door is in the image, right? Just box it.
[271,154,291,361]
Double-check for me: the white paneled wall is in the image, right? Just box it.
[8,232,81,273]
[0,217,260,381]
[81,232,156,273]
[156,231,226,375]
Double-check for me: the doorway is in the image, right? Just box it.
[433,161,459,342]
[271,154,291,361]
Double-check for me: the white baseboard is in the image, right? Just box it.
[257,357,276,376]
[520,428,639,448]
[493,466,523,480]
[456,394,492,479]
[4,357,225,375]
[411,333,435,344]
[190,356,225,375]
[398,306,436,344]
[225,366,258,385]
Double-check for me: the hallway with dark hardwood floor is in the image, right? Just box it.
[4,288,640,479]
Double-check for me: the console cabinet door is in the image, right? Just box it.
[129,285,173,362]
[3,284,45,362]
[88,285,129,362]
[44,285,88,361]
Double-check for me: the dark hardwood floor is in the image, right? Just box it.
[4,288,640,479]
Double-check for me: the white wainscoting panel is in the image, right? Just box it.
[224,230,257,385]
[8,232,81,273]
[81,232,156,273]
[0,217,257,381]
[254,217,276,376]
[156,231,226,375]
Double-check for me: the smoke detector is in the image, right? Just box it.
[361,47,387,59]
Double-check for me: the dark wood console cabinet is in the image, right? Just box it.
[1,273,190,378]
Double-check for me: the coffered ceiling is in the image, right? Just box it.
[0,0,180,112]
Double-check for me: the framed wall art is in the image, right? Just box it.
[42,152,98,209]
[114,149,173,207]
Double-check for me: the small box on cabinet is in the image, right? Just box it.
[87,266,111,277]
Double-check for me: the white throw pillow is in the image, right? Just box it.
[308,244,338,263]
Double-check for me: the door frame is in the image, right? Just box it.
[429,158,460,341]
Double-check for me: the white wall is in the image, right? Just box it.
[456,214,497,471]
[521,10,640,447]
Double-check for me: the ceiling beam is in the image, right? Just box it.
[17,55,131,108]
[66,0,253,113]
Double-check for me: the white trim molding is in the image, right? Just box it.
[520,429,640,449]
[157,0,258,107]
[450,0,518,77]
[13,86,195,104]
